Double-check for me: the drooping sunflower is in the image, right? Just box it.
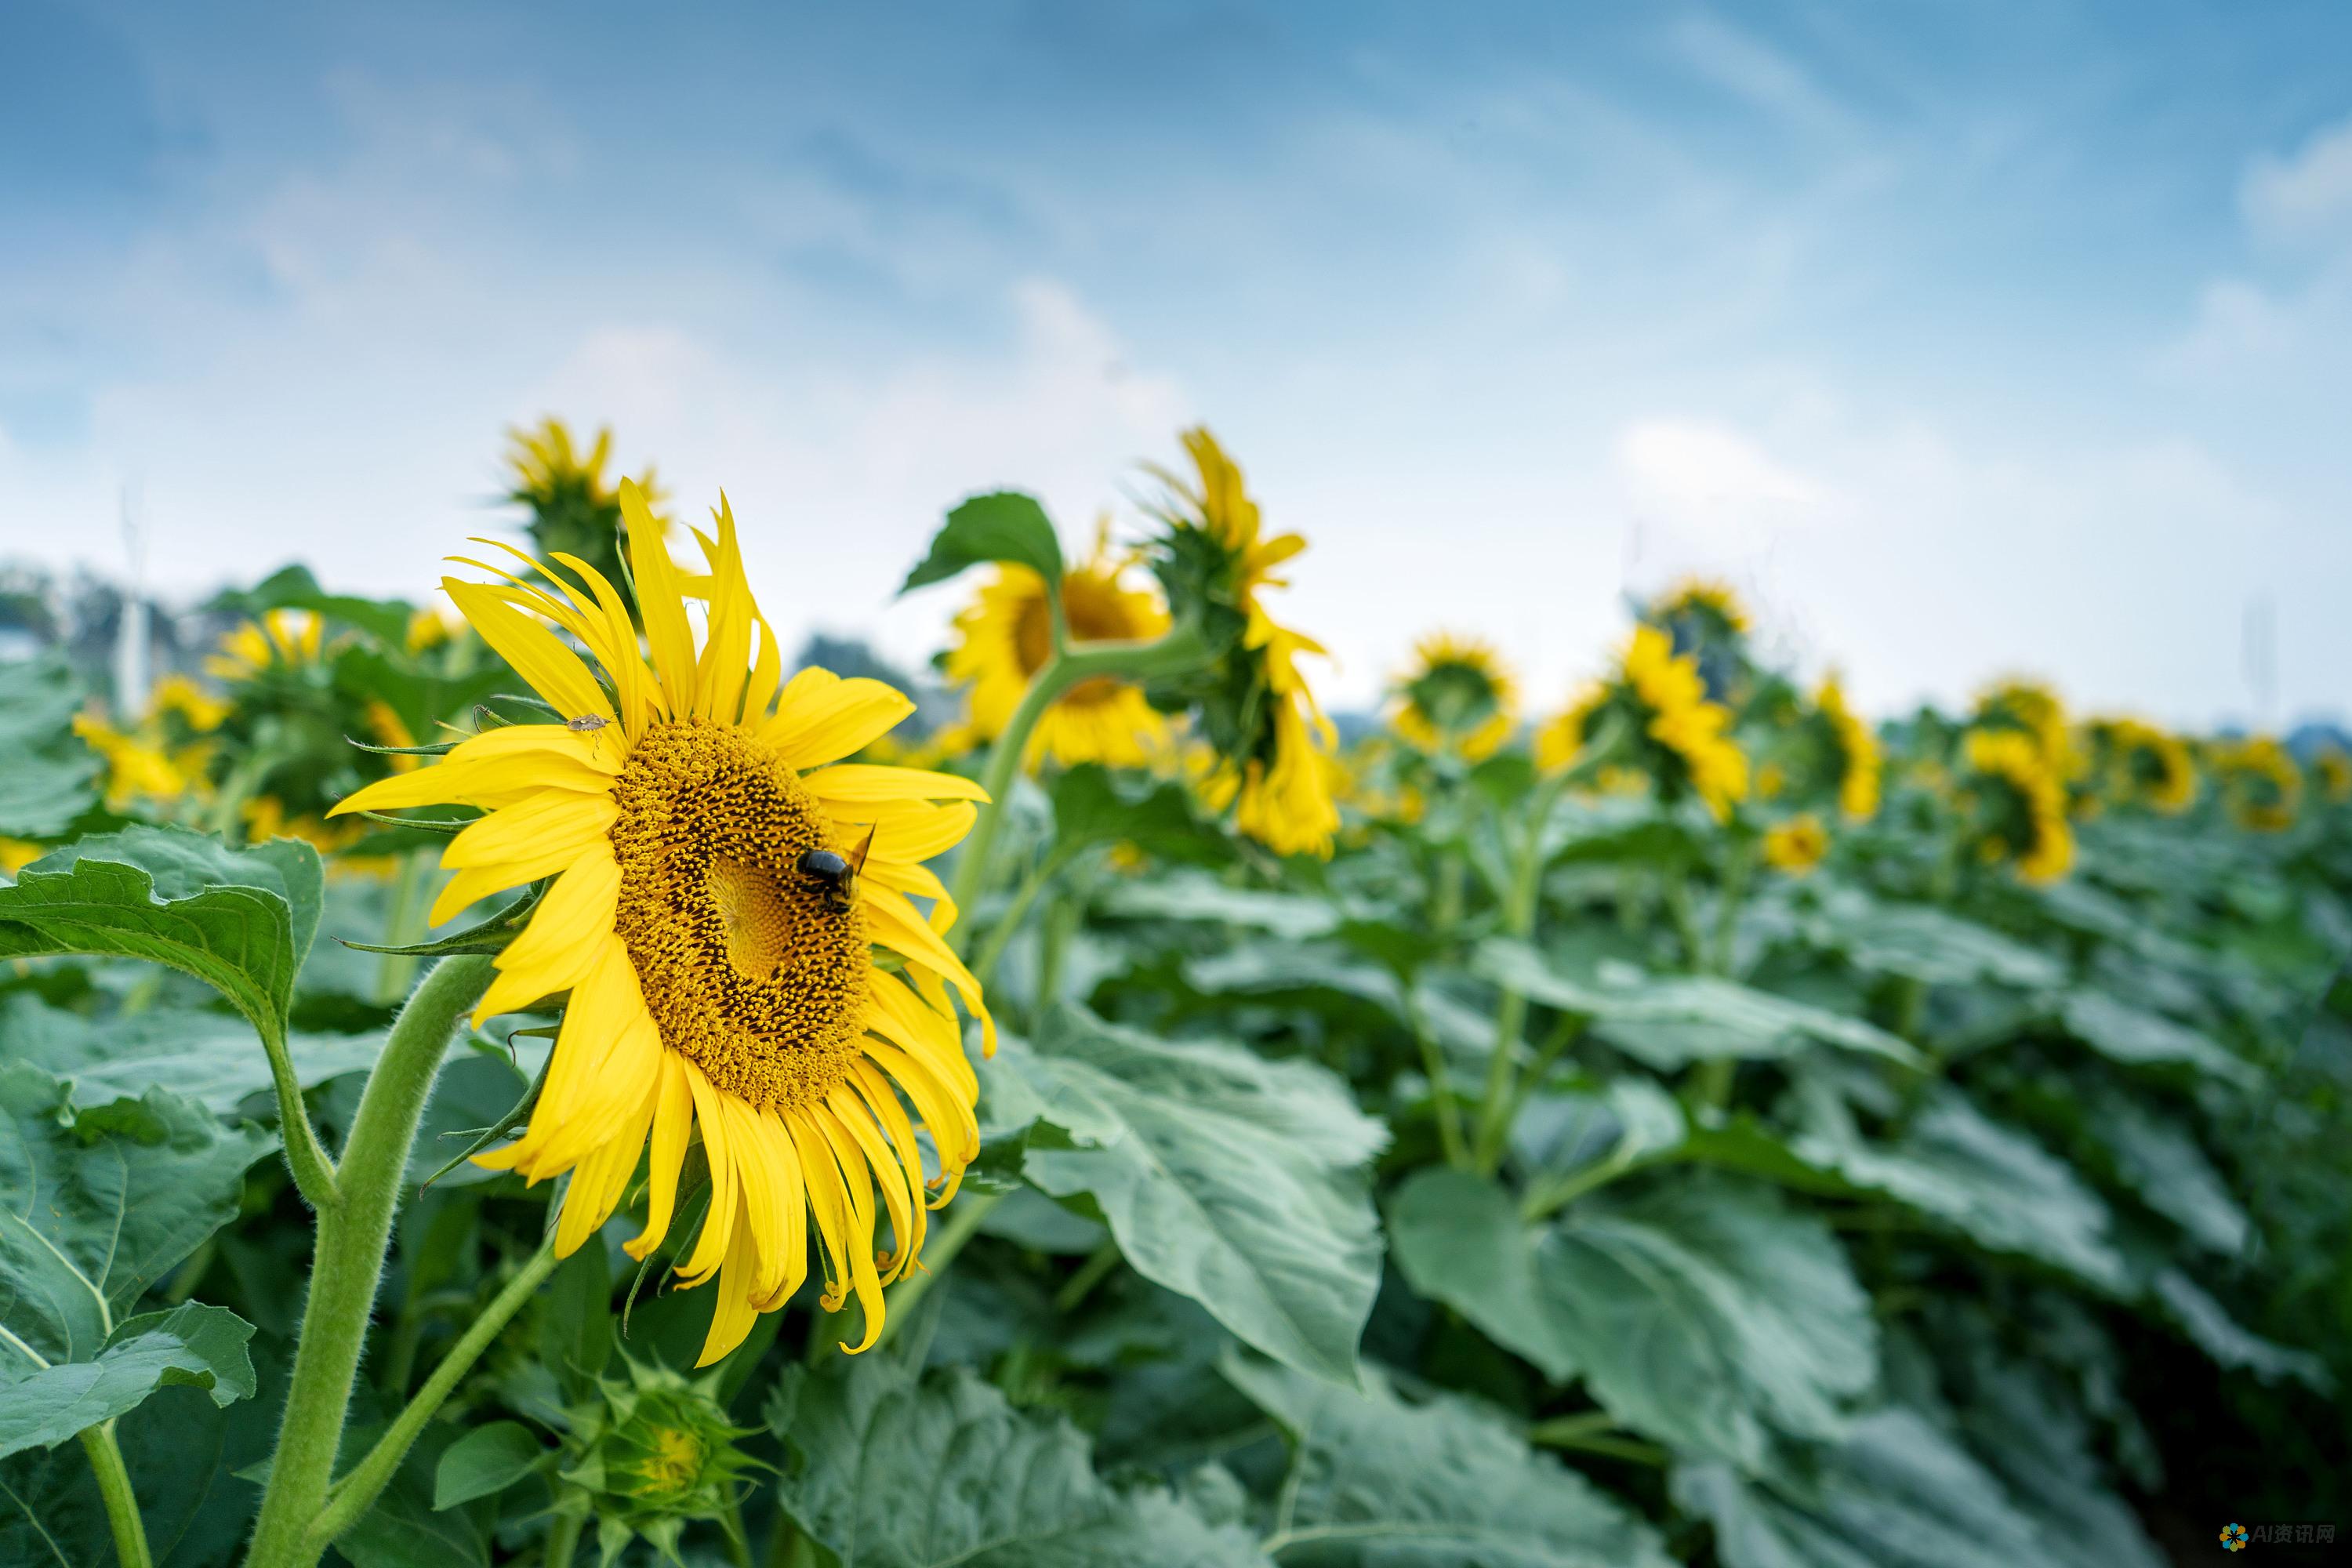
[2210,736,2301,833]
[150,673,230,735]
[2314,742,2351,805]
[1814,674,1881,822]
[71,711,194,811]
[1762,813,1829,875]
[943,521,1171,768]
[330,482,989,1363]
[1147,429,1340,858]
[1973,677,2081,783]
[1653,576,1749,636]
[2090,717,2196,815]
[1961,728,2073,882]
[1389,633,1519,762]
[205,608,323,682]
[1537,624,1749,821]
[506,418,670,604]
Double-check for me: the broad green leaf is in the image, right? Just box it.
[899,491,1065,593]
[768,1353,1271,1567]
[2079,1091,2248,1256]
[0,994,383,1116]
[0,1064,271,1369]
[0,827,322,1047]
[1508,1078,1686,1181]
[220,563,418,649]
[1051,764,1212,861]
[2058,991,2258,1088]
[1394,1171,1875,1465]
[2148,1269,2328,1388]
[339,1421,490,1568]
[431,1421,546,1511]
[1472,939,1922,1069]
[0,655,100,838]
[1672,1410,2050,1568]
[1221,1352,1675,1568]
[0,1380,269,1568]
[1387,1170,1577,1380]
[1802,887,2063,989]
[1000,1004,1387,1385]
[1941,1336,2165,1568]
[1790,1085,2128,1290]
[0,1303,256,1458]
[1100,870,1343,939]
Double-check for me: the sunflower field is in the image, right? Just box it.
[2,422,2347,1568]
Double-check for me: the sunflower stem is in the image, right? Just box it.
[307,1236,561,1555]
[1402,985,1469,1169]
[873,1189,1000,1346]
[948,621,1214,957]
[247,954,494,1568]
[78,1421,152,1568]
[543,1505,585,1568]
[1469,717,1628,1174]
[260,1014,342,1213]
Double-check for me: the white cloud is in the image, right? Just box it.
[2244,111,2352,247]
[1616,417,1835,548]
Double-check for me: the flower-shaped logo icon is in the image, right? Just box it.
[2221,1523,2249,1552]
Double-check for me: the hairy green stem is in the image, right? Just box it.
[872,1189,1002,1347]
[1468,720,1627,1172]
[246,954,494,1568]
[307,1238,560,1554]
[78,1421,151,1568]
[543,1506,584,1568]
[1403,988,1469,1168]
[258,1014,341,1213]
[946,622,1213,953]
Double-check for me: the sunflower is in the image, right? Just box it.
[1537,625,1748,821]
[150,673,229,734]
[1762,813,1828,875]
[1390,633,1518,761]
[330,481,989,1364]
[1962,729,2073,882]
[205,608,323,682]
[1653,576,1749,635]
[2092,717,2196,815]
[943,521,1171,768]
[1148,429,1341,857]
[1973,677,2080,782]
[1815,674,1881,821]
[72,711,197,811]
[506,419,670,604]
[2211,736,2301,833]
[2315,743,2351,805]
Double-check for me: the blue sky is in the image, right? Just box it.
[5,1,2351,724]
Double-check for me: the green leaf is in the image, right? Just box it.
[1392,1172,1876,1465]
[217,563,418,649]
[1099,871,1344,939]
[2058,991,2258,1088]
[0,993,383,1116]
[1050,764,1212,860]
[1472,939,1922,1069]
[0,827,322,1047]
[1388,1170,1578,1380]
[767,1352,1271,1567]
[899,492,1065,594]
[1802,887,2063,989]
[2078,1091,2248,1256]
[339,1421,490,1568]
[1508,1078,1686,1181]
[1790,1085,2129,1290]
[999,1004,1387,1385]
[0,1303,256,1458]
[1221,1352,1675,1568]
[0,655,100,838]
[1,1064,272,1370]
[2148,1269,2329,1388]
[431,1421,546,1511]
[1672,1409,2051,1568]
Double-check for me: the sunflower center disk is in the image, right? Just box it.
[608,720,869,1111]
